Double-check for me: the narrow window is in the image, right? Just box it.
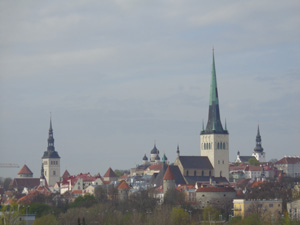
[202,171,204,176]
[194,170,196,176]
[223,143,225,149]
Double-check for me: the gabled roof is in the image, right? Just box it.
[163,166,175,180]
[103,168,118,178]
[10,178,40,190]
[117,180,130,189]
[178,156,213,169]
[276,157,300,165]
[62,170,70,179]
[18,164,33,175]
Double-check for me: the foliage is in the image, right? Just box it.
[27,202,52,217]
[248,158,260,166]
[164,189,185,205]
[210,197,233,219]
[69,193,97,208]
[245,180,292,210]
[170,207,190,225]
[202,205,220,224]
[0,202,25,225]
[32,214,59,225]
[94,185,108,203]
[114,170,129,177]
[3,177,12,190]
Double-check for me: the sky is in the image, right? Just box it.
[0,1,299,179]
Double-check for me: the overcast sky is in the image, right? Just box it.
[1,1,299,179]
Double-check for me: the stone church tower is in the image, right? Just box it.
[42,117,61,187]
[200,50,229,180]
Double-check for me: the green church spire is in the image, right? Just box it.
[201,49,228,134]
[209,49,219,106]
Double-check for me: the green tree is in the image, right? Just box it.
[0,203,25,225]
[202,205,220,224]
[33,214,59,225]
[164,189,185,205]
[3,177,12,190]
[170,207,190,225]
[28,202,52,217]
[94,185,108,203]
[69,194,97,208]
[248,158,260,166]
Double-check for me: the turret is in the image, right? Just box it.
[163,166,175,195]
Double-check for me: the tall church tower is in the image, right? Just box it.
[200,50,229,180]
[42,117,61,187]
[252,125,266,162]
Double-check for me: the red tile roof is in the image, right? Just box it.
[62,170,71,179]
[147,164,163,171]
[117,180,130,189]
[163,166,175,180]
[10,178,40,189]
[103,167,117,178]
[18,164,33,175]
[276,157,300,164]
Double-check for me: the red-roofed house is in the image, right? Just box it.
[60,173,103,194]
[275,156,300,178]
[18,164,33,178]
[103,168,118,182]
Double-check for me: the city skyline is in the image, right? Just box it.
[1,1,299,178]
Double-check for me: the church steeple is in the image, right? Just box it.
[42,116,60,159]
[47,117,55,152]
[202,49,227,134]
[254,125,264,153]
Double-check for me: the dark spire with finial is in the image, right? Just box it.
[40,163,45,179]
[254,125,264,153]
[201,49,228,135]
[42,115,60,159]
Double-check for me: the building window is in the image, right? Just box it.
[222,160,224,164]
[202,171,204,176]
[217,143,219,149]
[269,204,273,207]
[186,171,189,176]
[194,171,196,176]
[209,171,211,176]
[223,143,225,149]
[45,171,47,176]
[53,171,56,175]
[218,160,220,164]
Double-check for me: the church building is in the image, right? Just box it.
[200,50,229,180]
[42,117,61,187]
